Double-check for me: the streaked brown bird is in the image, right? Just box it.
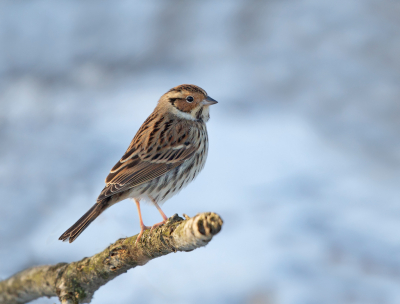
[59,84,217,244]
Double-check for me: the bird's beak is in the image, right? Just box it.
[202,96,218,106]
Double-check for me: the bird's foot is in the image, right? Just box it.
[135,225,151,245]
[150,220,167,233]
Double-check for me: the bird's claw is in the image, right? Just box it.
[135,225,151,245]
[150,220,167,233]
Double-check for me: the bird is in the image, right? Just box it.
[59,84,218,244]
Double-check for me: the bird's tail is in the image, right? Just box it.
[59,200,108,243]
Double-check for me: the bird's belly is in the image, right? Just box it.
[127,150,207,204]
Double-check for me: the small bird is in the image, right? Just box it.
[59,84,217,244]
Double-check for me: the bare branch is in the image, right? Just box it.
[0,212,223,304]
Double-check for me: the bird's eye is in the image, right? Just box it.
[186,96,194,103]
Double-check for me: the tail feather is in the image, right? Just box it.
[59,201,107,243]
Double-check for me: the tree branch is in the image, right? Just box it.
[0,212,223,304]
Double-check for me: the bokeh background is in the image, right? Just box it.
[1,1,400,303]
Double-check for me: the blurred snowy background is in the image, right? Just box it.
[1,0,400,303]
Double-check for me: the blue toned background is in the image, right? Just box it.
[1,1,400,303]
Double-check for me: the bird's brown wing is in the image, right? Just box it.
[97,121,198,201]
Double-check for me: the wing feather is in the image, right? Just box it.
[98,118,198,201]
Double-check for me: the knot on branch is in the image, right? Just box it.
[172,212,223,251]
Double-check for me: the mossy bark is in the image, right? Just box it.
[0,212,223,304]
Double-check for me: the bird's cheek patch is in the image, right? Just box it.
[175,100,194,113]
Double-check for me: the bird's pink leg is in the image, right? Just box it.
[150,198,168,232]
[134,199,151,244]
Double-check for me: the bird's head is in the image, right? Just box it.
[158,84,218,122]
